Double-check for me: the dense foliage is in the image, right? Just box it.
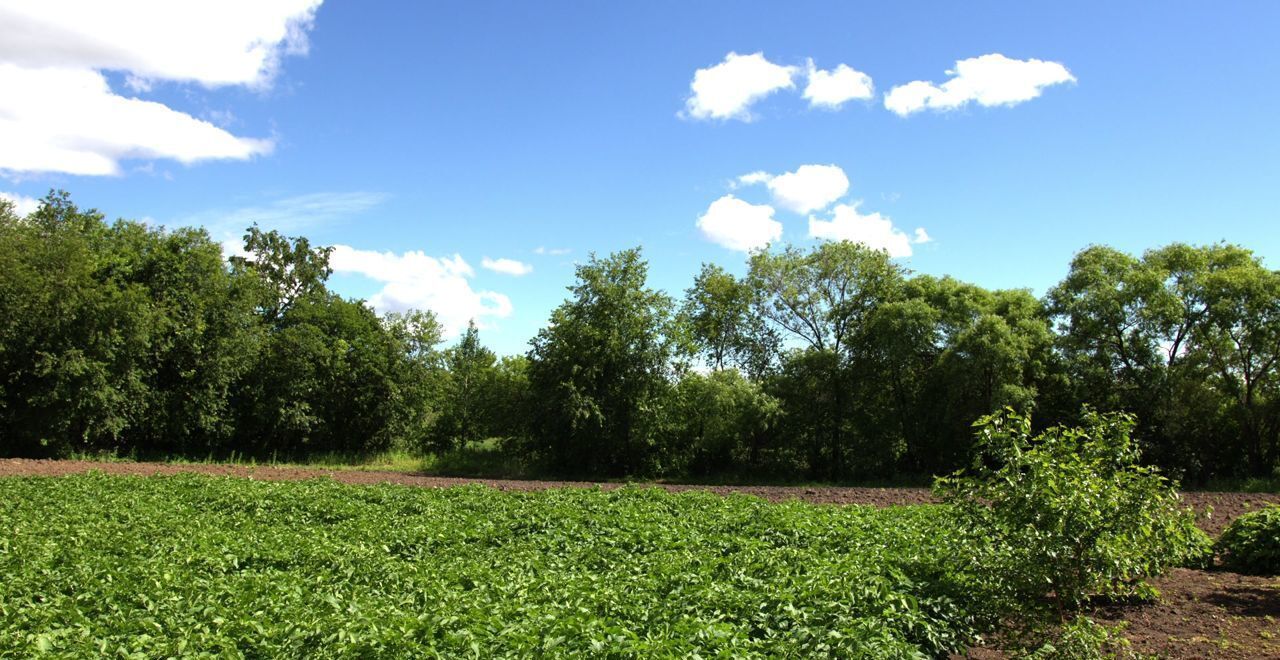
[1214,504,1280,574]
[0,193,447,459]
[935,409,1210,618]
[1,474,984,657]
[3,191,1279,483]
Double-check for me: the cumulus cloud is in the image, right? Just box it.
[481,257,533,276]
[696,195,782,252]
[0,191,41,217]
[737,164,850,214]
[0,1,321,176]
[734,171,773,187]
[0,65,274,176]
[884,53,1075,116]
[330,246,513,338]
[684,52,797,121]
[802,59,874,109]
[808,202,930,258]
[0,1,321,87]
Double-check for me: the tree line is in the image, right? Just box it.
[2,192,1277,482]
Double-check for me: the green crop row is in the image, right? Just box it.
[1,474,984,658]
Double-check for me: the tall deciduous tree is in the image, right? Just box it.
[230,224,333,324]
[746,242,904,478]
[527,248,677,476]
[680,263,775,375]
[431,320,499,449]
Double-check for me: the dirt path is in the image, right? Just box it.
[5,458,1279,658]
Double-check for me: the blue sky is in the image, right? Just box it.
[2,1,1278,355]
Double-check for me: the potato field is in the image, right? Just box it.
[2,473,983,658]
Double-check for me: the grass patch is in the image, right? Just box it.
[417,438,533,479]
[61,449,425,474]
[1,473,981,657]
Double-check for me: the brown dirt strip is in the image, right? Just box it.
[5,458,1279,659]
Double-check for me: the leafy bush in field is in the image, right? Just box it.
[1215,504,1280,574]
[1025,617,1132,659]
[935,409,1211,618]
[1,473,982,658]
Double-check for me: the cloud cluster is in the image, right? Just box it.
[738,164,850,214]
[683,52,798,121]
[685,52,1072,121]
[684,53,873,121]
[803,59,875,109]
[481,257,534,276]
[696,195,783,252]
[700,164,930,257]
[0,1,322,176]
[884,54,1076,116]
[0,64,274,176]
[808,203,920,258]
[330,246,513,338]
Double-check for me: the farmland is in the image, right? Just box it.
[2,463,1279,657]
[2,472,982,658]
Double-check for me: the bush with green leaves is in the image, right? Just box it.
[935,408,1211,619]
[1024,617,1132,660]
[1214,504,1280,574]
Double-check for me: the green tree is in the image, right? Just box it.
[431,320,499,450]
[229,224,334,324]
[383,309,447,448]
[527,248,677,476]
[1,193,160,454]
[679,263,775,375]
[1186,246,1280,476]
[0,192,263,457]
[232,294,415,456]
[1048,243,1280,478]
[746,241,905,478]
[668,369,780,476]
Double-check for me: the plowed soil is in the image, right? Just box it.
[3,458,1278,658]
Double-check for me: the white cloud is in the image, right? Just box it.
[0,64,274,176]
[0,1,321,88]
[696,195,782,252]
[913,227,932,244]
[0,1,321,176]
[0,191,41,217]
[734,171,773,187]
[183,192,387,244]
[330,245,513,338]
[808,202,927,258]
[802,59,874,109]
[885,53,1075,116]
[533,246,571,256]
[481,257,533,276]
[737,164,850,214]
[684,52,797,121]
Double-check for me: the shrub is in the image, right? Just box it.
[935,408,1211,619]
[1025,617,1132,659]
[1215,504,1280,574]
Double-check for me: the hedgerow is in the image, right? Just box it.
[1,473,982,658]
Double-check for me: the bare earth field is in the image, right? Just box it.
[3,458,1278,658]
